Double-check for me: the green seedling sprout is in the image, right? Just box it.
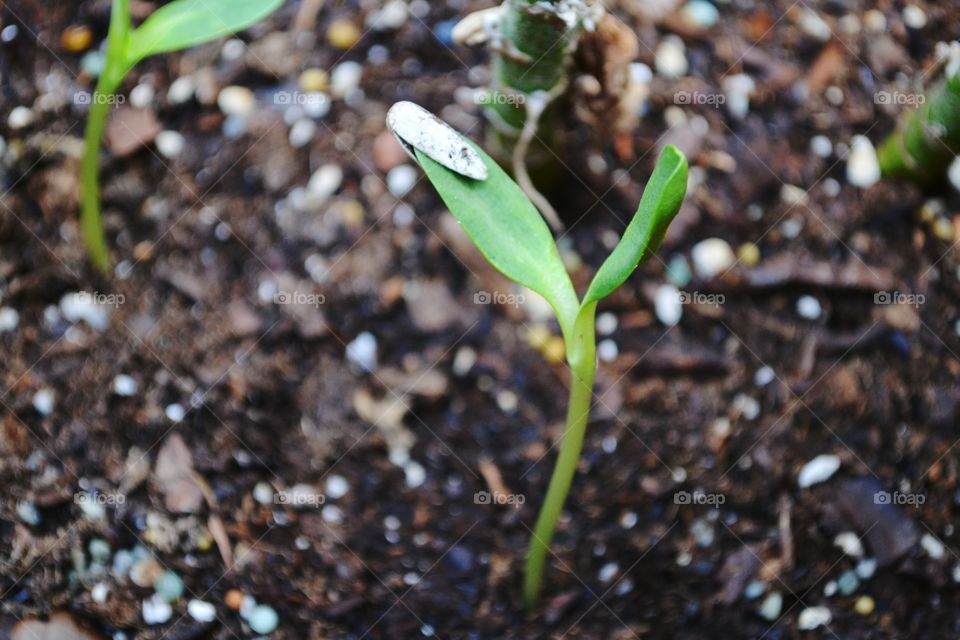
[877,46,960,183]
[81,0,284,272]
[387,102,688,607]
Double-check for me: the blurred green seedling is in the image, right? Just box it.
[80,0,284,272]
[387,101,688,608]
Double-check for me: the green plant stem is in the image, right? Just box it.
[80,0,129,273]
[524,303,597,608]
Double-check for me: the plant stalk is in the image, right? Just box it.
[524,303,597,608]
[80,0,129,273]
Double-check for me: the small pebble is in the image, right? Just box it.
[225,589,245,610]
[596,312,618,336]
[112,374,138,396]
[846,135,880,188]
[299,68,329,93]
[325,475,349,499]
[798,9,831,41]
[733,394,760,420]
[854,595,875,616]
[856,558,877,580]
[89,538,112,564]
[759,592,783,620]
[91,582,109,604]
[155,131,185,159]
[129,83,155,109]
[654,284,682,326]
[754,366,775,386]
[834,532,864,557]
[0,24,16,42]
[346,331,377,372]
[837,570,859,596]
[603,435,618,455]
[288,118,316,148]
[248,604,279,634]
[597,339,619,362]
[322,504,344,523]
[32,388,55,415]
[619,511,637,528]
[61,25,93,51]
[798,454,841,488]
[655,36,688,79]
[188,599,217,623]
[798,606,832,630]
[823,580,837,597]
[367,0,408,30]
[0,307,19,332]
[154,570,185,602]
[810,135,833,158]
[327,20,361,50]
[948,157,960,193]
[744,580,765,600]
[691,519,715,547]
[864,10,886,32]
[723,74,755,120]
[902,5,926,29]
[308,164,343,199]
[220,38,246,60]
[167,76,195,104]
[920,533,945,560]
[681,0,719,29]
[330,61,363,98]
[217,86,256,118]
[130,557,163,588]
[667,255,692,287]
[8,106,35,129]
[142,595,173,625]
[496,389,518,413]
[797,295,822,320]
[598,562,618,583]
[17,501,40,526]
[691,238,735,279]
[387,164,418,197]
[952,563,960,583]
[165,403,186,422]
[404,460,427,488]
[737,243,760,268]
[253,481,274,505]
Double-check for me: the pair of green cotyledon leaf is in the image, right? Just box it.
[388,102,688,344]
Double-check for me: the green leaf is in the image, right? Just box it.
[415,144,579,331]
[125,0,284,65]
[582,145,687,307]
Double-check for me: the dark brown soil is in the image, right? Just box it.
[2,1,960,639]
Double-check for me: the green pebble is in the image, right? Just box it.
[88,538,111,564]
[667,255,692,288]
[154,570,185,602]
[759,592,782,621]
[837,570,860,596]
[248,605,279,634]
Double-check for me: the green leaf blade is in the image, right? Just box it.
[583,145,688,306]
[126,0,284,64]
[414,145,579,331]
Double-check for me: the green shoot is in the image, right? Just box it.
[388,102,688,608]
[81,0,284,272]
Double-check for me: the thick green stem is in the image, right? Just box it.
[80,0,129,273]
[878,72,960,183]
[524,303,597,608]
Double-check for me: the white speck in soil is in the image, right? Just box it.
[655,35,688,79]
[822,177,841,198]
[598,562,619,583]
[856,558,877,580]
[597,339,619,362]
[167,76,195,104]
[346,331,378,373]
[8,106,34,129]
[452,346,477,376]
[289,118,317,148]
[902,5,927,29]
[920,533,945,560]
[0,307,19,333]
[386,164,419,198]
[220,38,246,61]
[404,460,427,488]
[810,135,833,158]
[32,388,54,415]
[384,515,401,531]
[733,393,760,420]
[744,580,765,600]
[307,164,343,199]
[798,454,841,488]
[155,131,185,159]
[142,595,173,625]
[496,390,518,413]
[676,550,692,566]
[691,518,715,547]
[253,482,274,505]
[722,74,755,120]
[17,500,40,526]
[331,61,363,98]
[596,311,618,336]
[654,284,682,327]
[129,83,155,109]
[620,511,638,529]
[797,295,822,320]
[846,135,881,188]
[691,238,735,279]
[248,604,279,634]
[165,403,186,422]
[798,606,832,630]
[322,505,344,524]
[91,582,109,604]
[112,374,138,396]
[188,599,217,623]
[672,467,688,483]
[758,592,782,620]
[404,572,420,585]
[834,532,865,557]
[602,435,618,454]
[325,475,349,499]
[217,86,256,119]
